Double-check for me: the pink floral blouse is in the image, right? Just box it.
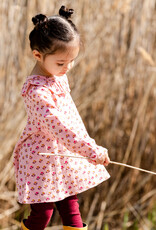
[13,75,110,204]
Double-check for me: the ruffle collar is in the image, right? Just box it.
[21,75,71,97]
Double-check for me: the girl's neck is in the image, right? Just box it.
[30,62,52,78]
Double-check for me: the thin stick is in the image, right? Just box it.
[40,152,89,159]
[39,153,156,175]
[109,161,156,175]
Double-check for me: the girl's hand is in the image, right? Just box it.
[103,152,110,166]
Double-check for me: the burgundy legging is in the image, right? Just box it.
[24,195,83,230]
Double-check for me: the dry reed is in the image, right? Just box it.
[0,0,156,229]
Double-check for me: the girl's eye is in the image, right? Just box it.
[57,63,64,66]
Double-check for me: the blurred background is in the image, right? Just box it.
[0,0,156,229]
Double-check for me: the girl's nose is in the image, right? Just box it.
[64,63,73,71]
[66,63,71,71]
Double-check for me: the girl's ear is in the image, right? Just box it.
[32,50,43,62]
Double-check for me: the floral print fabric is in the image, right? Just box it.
[13,75,110,204]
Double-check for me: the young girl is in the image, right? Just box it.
[13,6,110,230]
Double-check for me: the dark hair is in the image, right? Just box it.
[29,6,80,56]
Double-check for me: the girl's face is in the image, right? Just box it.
[34,44,79,77]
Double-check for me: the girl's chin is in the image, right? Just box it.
[57,73,66,76]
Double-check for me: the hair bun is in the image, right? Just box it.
[59,6,74,20]
[32,14,47,26]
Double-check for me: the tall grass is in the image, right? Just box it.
[0,0,156,229]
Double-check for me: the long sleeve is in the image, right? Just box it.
[26,85,108,165]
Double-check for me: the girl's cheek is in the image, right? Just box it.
[57,66,63,71]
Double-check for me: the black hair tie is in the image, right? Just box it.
[59,6,74,20]
[32,14,48,26]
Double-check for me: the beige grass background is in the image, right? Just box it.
[0,0,156,229]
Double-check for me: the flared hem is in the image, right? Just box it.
[17,175,110,204]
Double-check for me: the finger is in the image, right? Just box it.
[103,157,110,166]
